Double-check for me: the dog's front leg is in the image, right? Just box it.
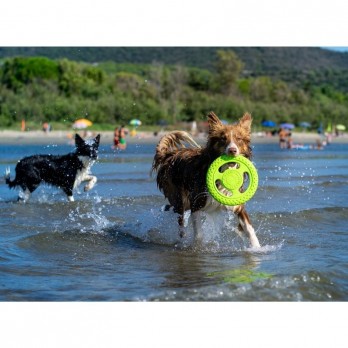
[191,210,204,246]
[178,214,185,238]
[18,188,31,203]
[233,205,260,248]
[63,187,74,202]
[83,175,97,191]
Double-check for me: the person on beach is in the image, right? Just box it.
[278,128,288,149]
[113,125,128,150]
[287,131,293,149]
[42,122,51,133]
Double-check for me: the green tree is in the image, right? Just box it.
[187,67,213,91]
[215,50,244,95]
[1,57,59,91]
[249,77,272,101]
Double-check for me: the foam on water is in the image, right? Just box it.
[243,242,283,254]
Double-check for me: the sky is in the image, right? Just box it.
[322,47,348,52]
[1,1,348,46]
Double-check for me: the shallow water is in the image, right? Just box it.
[0,141,347,301]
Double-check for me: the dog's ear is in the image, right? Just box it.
[239,113,252,133]
[75,133,85,147]
[94,134,101,145]
[207,111,223,133]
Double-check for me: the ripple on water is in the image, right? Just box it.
[139,270,342,301]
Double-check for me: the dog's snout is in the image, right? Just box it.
[227,146,238,155]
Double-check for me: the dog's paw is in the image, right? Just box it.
[192,237,205,251]
[84,177,97,191]
[67,196,75,202]
[84,183,96,191]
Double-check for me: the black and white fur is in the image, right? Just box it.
[4,134,100,202]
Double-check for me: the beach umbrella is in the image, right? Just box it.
[299,122,311,128]
[280,123,295,129]
[336,124,346,131]
[261,120,277,127]
[72,118,93,129]
[129,119,142,127]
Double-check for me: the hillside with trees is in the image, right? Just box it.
[1,47,348,72]
[0,49,347,131]
[1,47,348,88]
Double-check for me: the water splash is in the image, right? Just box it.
[121,206,282,253]
[59,201,112,234]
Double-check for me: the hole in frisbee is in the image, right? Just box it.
[219,162,239,173]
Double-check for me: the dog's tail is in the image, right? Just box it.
[151,131,201,173]
[4,167,17,189]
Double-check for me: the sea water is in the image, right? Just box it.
[0,141,347,301]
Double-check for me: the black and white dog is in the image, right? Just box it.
[4,134,100,202]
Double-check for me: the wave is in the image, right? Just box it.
[294,206,348,219]
[260,176,348,188]
[260,206,348,222]
[12,192,348,258]
[96,178,154,184]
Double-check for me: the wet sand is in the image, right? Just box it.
[0,129,347,145]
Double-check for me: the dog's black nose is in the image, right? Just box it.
[227,147,238,155]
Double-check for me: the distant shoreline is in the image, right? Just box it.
[0,130,347,145]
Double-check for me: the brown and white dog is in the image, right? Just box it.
[152,111,260,248]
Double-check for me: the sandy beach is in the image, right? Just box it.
[0,129,347,145]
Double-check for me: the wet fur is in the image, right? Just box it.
[152,112,260,248]
[4,134,100,202]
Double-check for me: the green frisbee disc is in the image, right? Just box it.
[206,154,258,206]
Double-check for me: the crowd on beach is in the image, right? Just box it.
[2,119,346,149]
[277,127,332,150]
